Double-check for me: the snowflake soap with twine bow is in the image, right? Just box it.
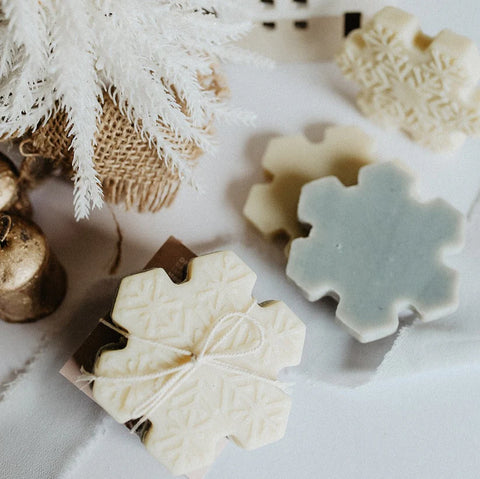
[0,0,262,219]
[81,251,306,476]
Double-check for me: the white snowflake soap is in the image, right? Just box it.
[243,126,375,245]
[286,162,465,343]
[89,251,305,476]
[336,7,480,151]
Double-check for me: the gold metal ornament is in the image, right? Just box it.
[0,153,32,216]
[0,213,67,323]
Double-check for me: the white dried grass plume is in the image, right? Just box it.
[0,0,262,219]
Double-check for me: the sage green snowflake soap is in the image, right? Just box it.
[286,162,465,343]
[89,251,305,476]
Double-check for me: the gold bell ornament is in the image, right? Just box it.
[0,213,67,323]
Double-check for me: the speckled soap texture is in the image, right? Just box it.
[336,7,480,152]
[286,162,465,343]
[91,251,306,476]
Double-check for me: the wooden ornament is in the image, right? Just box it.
[235,0,388,62]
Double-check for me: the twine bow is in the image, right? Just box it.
[79,301,285,432]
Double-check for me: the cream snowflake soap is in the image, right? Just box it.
[243,126,375,245]
[286,162,465,343]
[86,250,305,476]
[336,7,480,151]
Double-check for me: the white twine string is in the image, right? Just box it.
[78,301,286,433]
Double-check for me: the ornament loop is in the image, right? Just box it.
[0,214,12,243]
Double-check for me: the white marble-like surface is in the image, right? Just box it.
[1,1,480,478]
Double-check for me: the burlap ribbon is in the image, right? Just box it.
[20,70,228,213]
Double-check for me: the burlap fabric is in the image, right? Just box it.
[20,71,228,212]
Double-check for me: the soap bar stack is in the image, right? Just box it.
[244,126,465,343]
[76,241,305,477]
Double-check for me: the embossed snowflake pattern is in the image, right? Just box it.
[91,251,305,476]
[286,162,465,343]
[336,7,480,151]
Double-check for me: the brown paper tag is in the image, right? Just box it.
[59,237,226,478]
[64,237,196,382]
[61,236,196,384]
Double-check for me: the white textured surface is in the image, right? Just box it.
[0,1,480,478]
[372,203,480,381]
